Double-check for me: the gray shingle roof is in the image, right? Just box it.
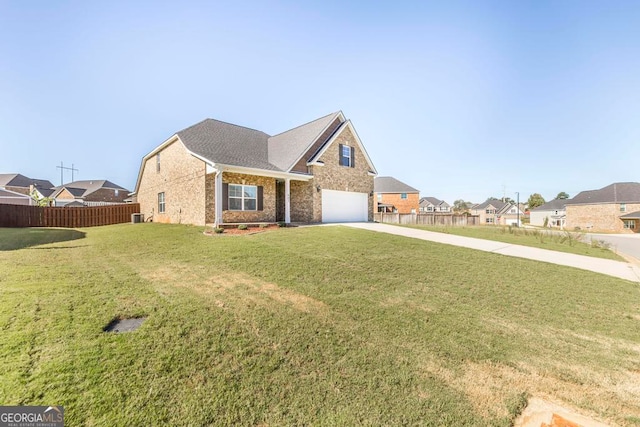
[374,176,419,193]
[567,182,640,205]
[267,112,340,171]
[420,197,442,206]
[53,180,129,198]
[0,173,54,190]
[473,198,510,211]
[620,211,640,219]
[531,198,570,211]
[176,119,279,171]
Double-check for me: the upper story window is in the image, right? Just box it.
[401,193,407,199]
[156,153,161,172]
[377,193,382,201]
[339,144,354,168]
[620,203,626,212]
[229,184,257,211]
[486,209,496,214]
[158,192,165,213]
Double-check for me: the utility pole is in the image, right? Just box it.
[516,192,520,227]
[56,162,79,185]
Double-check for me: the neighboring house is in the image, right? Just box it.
[419,197,451,213]
[565,182,640,233]
[373,176,420,214]
[132,111,377,226]
[471,198,524,226]
[530,199,569,228]
[0,188,33,205]
[0,173,55,200]
[51,180,130,207]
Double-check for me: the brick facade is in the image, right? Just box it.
[376,193,419,214]
[220,172,277,223]
[137,139,207,225]
[305,125,374,222]
[566,203,640,233]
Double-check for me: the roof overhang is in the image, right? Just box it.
[620,211,640,220]
[207,163,313,181]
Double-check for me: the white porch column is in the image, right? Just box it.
[284,178,291,224]
[214,168,223,227]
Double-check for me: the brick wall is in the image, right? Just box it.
[84,188,129,203]
[566,203,640,233]
[220,172,277,223]
[136,139,207,225]
[306,125,374,222]
[376,193,419,214]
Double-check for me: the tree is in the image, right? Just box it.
[556,191,570,200]
[453,199,470,213]
[527,193,546,209]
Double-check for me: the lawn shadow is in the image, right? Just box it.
[0,228,86,251]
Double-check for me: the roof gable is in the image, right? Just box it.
[308,120,377,174]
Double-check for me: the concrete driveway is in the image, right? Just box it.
[587,233,640,263]
[341,222,640,283]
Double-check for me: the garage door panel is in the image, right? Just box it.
[322,189,368,223]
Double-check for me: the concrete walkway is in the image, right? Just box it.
[343,223,640,283]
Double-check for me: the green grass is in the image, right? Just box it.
[1,224,639,425]
[405,224,623,261]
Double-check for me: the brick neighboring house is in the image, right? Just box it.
[565,182,640,233]
[373,176,420,213]
[471,198,524,226]
[132,111,378,226]
[51,180,130,207]
[0,173,55,200]
[419,197,451,213]
[530,198,569,228]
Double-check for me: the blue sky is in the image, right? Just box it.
[1,1,639,203]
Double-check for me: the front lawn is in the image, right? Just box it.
[1,224,638,425]
[405,224,623,261]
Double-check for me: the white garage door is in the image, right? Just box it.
[321,189,368,223]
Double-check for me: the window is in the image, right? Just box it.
[339,144,354,167]
[229,184,257,211]
[158,192,165,213]
[427,206,434,212]
[401,193,407,199]
[624,220,635,229]
[486,217,494,224]
[114,189,119,197]
[156,153,161,172]
[620,203,626,212]
[486,209,495,214]
[377,193,382,201]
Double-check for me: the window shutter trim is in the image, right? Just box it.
[339,143,345,166]
[222,183,228,211]
[257,186,263,211]
[351,146,355,168]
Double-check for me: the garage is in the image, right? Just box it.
[321,189,368,222]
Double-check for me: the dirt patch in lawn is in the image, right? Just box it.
[141,265,327,314]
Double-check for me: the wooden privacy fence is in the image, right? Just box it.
[0,203,140,228]
[374,213,479,227]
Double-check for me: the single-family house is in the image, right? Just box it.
[51,180,130,207]
[0,173,55,200]
[530,198,568,228]
[419,197,451,213]
[471,198,524,226]
[565,182,640,233]
[373,177,420,213]
[132,111,377,226]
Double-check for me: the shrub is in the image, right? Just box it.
[277,222,287,228]
[214,227,224,234]
[238,224,248,230]
[259,223,268,228]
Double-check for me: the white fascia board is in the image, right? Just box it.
[285,111,345,171]
[306,120,378,174]
[215,163,313,181]
[132,134,181,194]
